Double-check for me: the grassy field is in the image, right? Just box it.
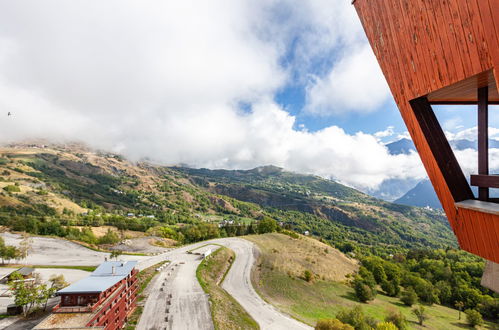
[245,233,358,282]
[197,247,259,330]
[247,234,497,329]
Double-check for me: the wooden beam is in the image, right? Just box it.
[471,174,499,188]
[429,101,499,105]
[478,86,489,200]
[410,97,475,202]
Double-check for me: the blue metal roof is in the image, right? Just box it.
[57,261,138,295]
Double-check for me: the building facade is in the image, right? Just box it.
[35,261,139,330]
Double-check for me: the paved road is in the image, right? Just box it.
[137,245,218,330]
[137,239,311,330]
[216,238,311,330]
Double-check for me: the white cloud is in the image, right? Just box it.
[0,0,427,192]
[374,126,395,140]
[304,44,391,115]
[446,126,499,141]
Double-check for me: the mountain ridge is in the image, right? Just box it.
[0,143,455,255]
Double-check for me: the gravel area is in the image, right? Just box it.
[0,232,149,266]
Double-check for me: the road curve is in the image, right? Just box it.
[214,238,312,330]
[136,238,311,330]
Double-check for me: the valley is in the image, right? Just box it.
[0,144,496,329]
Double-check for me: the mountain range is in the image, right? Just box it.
[0,143,456,254]
[372,137,499,208]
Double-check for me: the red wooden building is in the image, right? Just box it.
[353,0,498,291]
[35,261,139,330]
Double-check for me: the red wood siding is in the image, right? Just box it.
[354,0,499,262]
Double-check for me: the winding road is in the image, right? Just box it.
[137,238,312,330]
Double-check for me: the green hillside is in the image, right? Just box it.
[176,166,455,255]
[0,144,455,256]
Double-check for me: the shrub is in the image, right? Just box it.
[464,309,483,327]
[98,229,120,245]
[257,217,278,234]
[385,310,407,330]
[282,229,299,239]
[353,277,375,303]
[304,270,313,282]
[3,185,20,193]
[381,279,400,297]
[477,296,499,321]
[375,322,397,330]
[336,306,377,330]
[315,319,354,330]
[400,287,418,306]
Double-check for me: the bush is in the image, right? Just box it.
[315,319,354,330]
[336,306,377,330]
[98,229,120,245]
[385,310,407,330]
[282,229,299,239]
[375,322,397,330]
[381,279,400,297]
[3,185,20,193]
[400,287,418,306]
[257,217,278,234]
[464,309,483,327]
[353,277,375,303]
[477,296,499,321]
[304,270,313,282]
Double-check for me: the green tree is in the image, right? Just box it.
[257,217,278,234]
[477,296,499,321]
[2,245,21,264]
[315,319,354,330]
[464,309,483,328]
[42,275,68,310]
[353,279,375,303]
[98,229,120,244]
[8,272,44,317]
[400,287,418,306]
[381,279,400,297]
[358,267,376,290]
[412,305,427,326]
[110,250,123,260]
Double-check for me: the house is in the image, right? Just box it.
[34,261,139,330]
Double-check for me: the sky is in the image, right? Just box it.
[0,0,496,193]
